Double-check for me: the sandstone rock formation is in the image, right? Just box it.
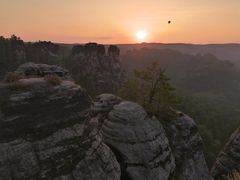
[93,94,212,180]
[32,41,59,55]
[0,68,120,180]
[164,113,212,180]
[108,45,120,56]
[15,62,70,79]
[101,101,175,180]
[0,64,213,180]
[211,127,240,180]
[67,43,124,94]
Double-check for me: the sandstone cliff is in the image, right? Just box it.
[0,63,213,180]
[211,128,240,180]
[0,64,120,180]
[66,43,124,95]
[92,94,212,180]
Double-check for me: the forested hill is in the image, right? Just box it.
[122,48,239,94]
[117,43,240,62]
[121,47,240,166]
[1,35,240,167]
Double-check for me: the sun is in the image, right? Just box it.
[136,30,147,42]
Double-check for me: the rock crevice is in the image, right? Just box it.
[0,64,215,180]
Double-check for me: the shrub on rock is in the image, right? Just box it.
[44,74,62,86]
[5,72,24,83]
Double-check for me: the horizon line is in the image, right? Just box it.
[1,35,240,46]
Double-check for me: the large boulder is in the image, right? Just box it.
[0,68,120,180]
[15,63,70,79]
[93,94,213,180]
[164,113,212,180]
[211,127,240,180]
[92,94,175,180]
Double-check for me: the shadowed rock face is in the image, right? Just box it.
[0,70,120,179]
[164,114,212,180]
[0,63,213,180]
[68,44,124,94]
[71,44,119,57]
[211,128,240,180]
[93,94,212,180]
[32,41,59,55]
[92,94,176,180]
[0,79,90,142]
[108,45,120,57]
[92,94,122,115]
[101,101,175,180]
[15,63,70,79]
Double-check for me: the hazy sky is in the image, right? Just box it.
[0,0,240,43]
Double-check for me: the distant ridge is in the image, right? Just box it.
[115,43,240,62]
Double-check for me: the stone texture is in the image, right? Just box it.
[108,45,120,56]
[0,71,120,180]
[164,112,212,180]
[211,127,240,180]
[0,63,215,180]
[92,94,122,114]
[15,63,70,79]
[95,95,175,180]
[68,43,124,94]
[32,41,59,55]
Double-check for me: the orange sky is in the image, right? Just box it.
[0,0,240,44]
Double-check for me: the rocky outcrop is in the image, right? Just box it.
[211,127,240,180]
[67,44,124,94]
[72,43,106,56]
[0,68,120,179]
[101,101,175,180]
[91,94,212,180]
[164,113,212,180]
[32,41,59,55]
[15,63,70,79]
[0,63,213,180]
[108,45,120,56]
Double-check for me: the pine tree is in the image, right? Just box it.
[119,61,180,120]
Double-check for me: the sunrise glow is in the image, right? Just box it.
[136,31,147,42]
[0,0,240,43]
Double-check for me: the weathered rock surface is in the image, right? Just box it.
[0,63,214,180]
[211,127,240,180]
[15,63,70,79]
[101,101,175,180]
[92,94,122,114]
[164,113,212,180]
[32,41,59,56]
[0,71,120,179]
[92,94,175,180]
[67,44,124,94]
[92,94,212,180]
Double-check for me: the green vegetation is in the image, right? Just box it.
[44,74,62,86]
[119,61,180,120]
[0,35,61,79]
[1,35,240,168]
[122,48,240,167]
[0,35,26,78]
[4,72,25,83]
[179,95,240,165]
